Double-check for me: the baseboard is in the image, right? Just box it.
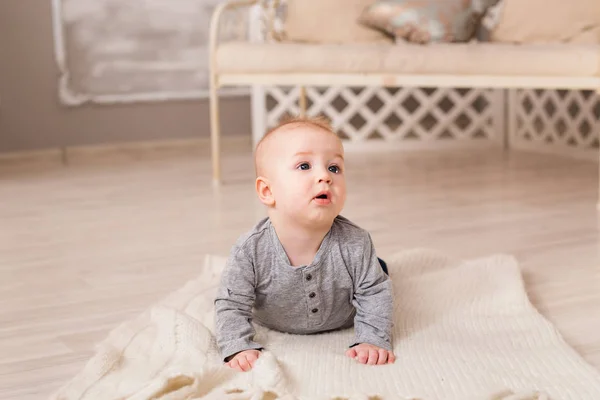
[1,135,596,167]
[0,135,252,167]
[509,140,598,163]
[0,148,65,167]
[342,138,503,153]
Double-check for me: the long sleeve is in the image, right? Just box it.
[214,246,263,361]
[351,233,394,351]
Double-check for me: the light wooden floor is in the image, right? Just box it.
[1,140,599,399]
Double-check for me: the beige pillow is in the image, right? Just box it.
[283,0,392,44]
[490,0,600,44]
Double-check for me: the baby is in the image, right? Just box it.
[214,116,395,372]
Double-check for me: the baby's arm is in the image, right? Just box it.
[214,246,264,365]
[350,233,394,362]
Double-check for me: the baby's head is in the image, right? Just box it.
[254,116,346,229]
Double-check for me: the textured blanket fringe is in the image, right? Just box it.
[176,389,550,399]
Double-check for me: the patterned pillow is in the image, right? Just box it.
[358,0,490,44]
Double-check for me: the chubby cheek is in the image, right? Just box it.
[284,183,310,209]
[296,176,316,196]
[334,178,347,197]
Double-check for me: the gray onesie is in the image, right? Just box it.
[214,215,393,361]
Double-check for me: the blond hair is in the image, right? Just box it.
[254,115,338,176]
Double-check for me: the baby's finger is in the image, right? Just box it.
[238,356,252,372]
[246,352,259,367]
[345,348,357,359]
[387,351,396,364]
[357,350,369,364]
[229,359,242,372]
[377,349,388,365]
[367,349,378,365]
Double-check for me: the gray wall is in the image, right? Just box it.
[0,0,250,153]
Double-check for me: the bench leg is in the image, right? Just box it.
[597,88,600,211]
[209,75,221,186]
[597,153,600,211]
[506,89,517,151]
[299,86,307,117]
[597,147,600,211]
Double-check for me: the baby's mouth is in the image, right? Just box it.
[313,192,332,204]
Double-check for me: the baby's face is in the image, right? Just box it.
[264,126,346,228]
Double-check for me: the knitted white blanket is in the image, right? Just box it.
[50,249,600,400]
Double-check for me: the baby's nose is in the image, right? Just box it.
[318,171,332,184]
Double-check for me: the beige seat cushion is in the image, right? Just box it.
[490,0,600,44]
[283,0,392,44]
[217,42,600,77]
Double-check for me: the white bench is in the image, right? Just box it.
[208,0,600,206]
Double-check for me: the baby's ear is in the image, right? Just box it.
[256,176,275,206]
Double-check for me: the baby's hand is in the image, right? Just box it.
[226,349,261,372]
[345,343,396,365]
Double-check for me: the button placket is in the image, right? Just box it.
[303,270,320,322]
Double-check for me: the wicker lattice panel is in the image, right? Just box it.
[511,89,600,157]
[260,86,503,145]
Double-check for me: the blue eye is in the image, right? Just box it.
[328,165,340,173]
[298,163,310,170]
